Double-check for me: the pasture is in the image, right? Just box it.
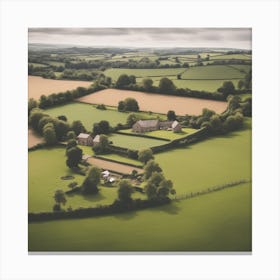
[155,118,252,194]
[120,127,197,140]
[28,76,92,99]
[97,154,142,166]
[29,182,251,251]
[28,147,144,213]
[109,133,167,150]
[45,102,165,130]
[78,89,228,116]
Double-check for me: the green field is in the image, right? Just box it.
[109,134,167,150]
[181,65,246,79]
[155,119,251,194]
[120,127,197,140]
[104,68,183,81]
[29,183,251,251]
[28,118,252,251]
[29,63,48,68]
[28,147,144,213]
[45,102,164,131]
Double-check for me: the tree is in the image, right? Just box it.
[53,190,67,211]
[202,108,215,120]
[159,78,176,93]
[38,116,54,133]
[29,109,47,131]
[66,130,76,140]
[92,134,109,154]
[68,181,78,189]
[227,95,241,112]
[93,120,110,135]
[118,101,125,112]
[117,180,133,203]
[66,146,82,168]
[138,149,154,164]
[66,139,77,150]
[237,80,245,90]
[57,115,67,122]
[244,70,252,90]
[144,160,162,180]
[124,98,139,112]
[53,119,70,141]
[142,78,153,91]
[28,98,38,115]
[167,110,176,121]
[217,81,235,98]
[71,120,86,135]
[209,114,224,134]
[116,74,131,88]
[43,123,57,146]
[82,167,101,194]
[126,113,139,127]
[128,75,136,84]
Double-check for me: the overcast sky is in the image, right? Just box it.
[29,28,251,49]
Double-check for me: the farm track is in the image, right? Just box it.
[86,157,143,174]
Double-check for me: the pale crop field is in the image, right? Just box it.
[78,89,228,116]
[28,76,92,99]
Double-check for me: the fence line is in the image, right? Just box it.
[173,179,250,201]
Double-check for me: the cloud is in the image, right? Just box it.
[28,28,252,49]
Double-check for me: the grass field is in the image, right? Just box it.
[29,183,251,251]
[28,147,144,213]
[29,63,48,68]
[45,102,165,130]
[155,118,251,194]
[109,133,167,150]
[120,127,197,140]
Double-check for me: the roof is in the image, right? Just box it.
[82,154,91,160]
[136,119,159,128]
[101,170,110,176]
[77,133,91,139]
[172,120,180,128]
[93,135,100,142]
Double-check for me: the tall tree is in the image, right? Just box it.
[66,146,82,168]
[159,78,176,93]
[82,167,101,194]
[117,180,133,204]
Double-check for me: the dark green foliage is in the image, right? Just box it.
[217,81,236,98]
[127,149,138,159]
[43,123,57,146]
[116,74,131,88]
[54,119,70,141]
[28,98,38,115]
[142,78,153,91]
[124,98,139,112]
[117,180,133,204]
[53,204,61,212]
[138,148,154,164]
[167,110,176,121]
[66,146,82,168]
[82,167,101,194]
[66,139,77,150]
[66,130,76,140]
[93,120,110,135]
[96,104,107,110]
[92,135,110,154]
[144,160,162,180]
[29,109,48,131]
[158,77,176,93]
[57,115,67,122]
[126,113,139,127]
[71,120,86,135]
[118,101,125,112]
[53,189,67,210]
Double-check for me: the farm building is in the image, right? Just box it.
[93,135,100,146]
[132,120,160,133]
[77,133,93,146]
[132,119,182,133]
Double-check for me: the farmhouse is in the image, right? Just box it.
[77,133,93,146]
[93,135,100,146]
[132,119,182,133]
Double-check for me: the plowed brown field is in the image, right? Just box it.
[28,76,92,99]
[78,88,227,115]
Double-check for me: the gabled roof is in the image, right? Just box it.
[93,135,100,142]
[172,120,180,128]
[77,133,91,139]
[136,119,159,128]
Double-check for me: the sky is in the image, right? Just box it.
[28,28,251,49]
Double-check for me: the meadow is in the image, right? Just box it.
[120,127,197,140]
[109,133,167,150]
[45,102,165,130]
[28,183,251,251]
[28,147,144,213]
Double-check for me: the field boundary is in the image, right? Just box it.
[173,179,250,201]
[114,131,171,142]
[93,155,143,169]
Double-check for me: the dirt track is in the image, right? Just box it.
[77,88,227,116]
[28,76,92,99]
[87,157,143,174]
[28,129,44,148]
